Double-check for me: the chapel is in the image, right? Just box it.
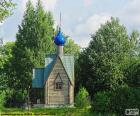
[31,28,74,106]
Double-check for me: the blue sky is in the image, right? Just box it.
[0,0,140,47]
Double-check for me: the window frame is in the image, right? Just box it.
[55,82,63,90]
[54,73,63,90]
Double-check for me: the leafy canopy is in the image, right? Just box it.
[0,0,16,22]
[76,17,140,96]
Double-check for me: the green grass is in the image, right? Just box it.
[0,107,89,116]
[0,108,116,116]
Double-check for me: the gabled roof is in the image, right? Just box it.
[44,54,74,84]
[32,54,74,88]
[32,68,44,88]
[60,55,74,84]
[44,54,56,84]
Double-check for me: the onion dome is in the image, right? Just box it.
[54,31,65,46]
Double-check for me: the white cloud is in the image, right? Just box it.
[73,0,140,47]
[119,0,140,26]
[0,22,3,26]
[75,13,111,35]
[83,0,93,6]
[73,13,111,47]
[0,20,5,26]
[42,0,58,11]
[3,0,140,48]
[21,0,58,11]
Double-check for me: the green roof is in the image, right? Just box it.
[32,68,44,88]
[44,54,56,84]
[32,54,74,88]
[60,55,74,84]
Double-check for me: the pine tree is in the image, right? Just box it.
[11,0,54,90]
[33,0,55,66]
[10,0,80,91]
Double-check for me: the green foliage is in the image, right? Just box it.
[92,86,140,114]
[0,0,16,22]
[92,91,111,113]
[5,0,80,107]
[64,38,80,56]
[0,91,6,111]
[129,30,140,56]
[5,89,27,107]
[110,87,140,114]
[124,61,140,87]
[76,17,140,114]
[11,0,54,90]
[75,87,90,108]
[0,42,15,89]
[76,17,140,97]
[10,0,80,90]
[0,42,14,69]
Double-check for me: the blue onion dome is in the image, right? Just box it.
[54,31,65,46]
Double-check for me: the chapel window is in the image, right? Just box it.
[55,73,63,90]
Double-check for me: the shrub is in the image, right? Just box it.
[5,89,27,107]
[0,91,6,111]
[92,91,111,113]
[92,87,140,115]
[124,62,140,87]
[110,87,140,114]
[75,87,90,108]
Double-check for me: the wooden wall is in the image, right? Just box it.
[45,57,74,105]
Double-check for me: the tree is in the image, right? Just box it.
[11,0,35,90]
[0,0,16,22]
[11,0,55,90]
[110,86,140,114]
[64,38,80,56]
[76,18,134,96]
[124,61,140,87]
[75,87,90,108]
[129,30,140,57]
[0,91,6,111]
[92,91,111,112]
[123,30,140,87]
[0,42,15,89]
[33,0,55,66]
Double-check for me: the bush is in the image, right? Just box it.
[110,87,140,114]
[92,91,111,113]
[125,63,140,87]
[0,91,6,111]
[92,87,140,115]
[5,89,27,107]
[75,87,90,108]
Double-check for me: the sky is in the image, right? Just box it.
[0,0,140,47]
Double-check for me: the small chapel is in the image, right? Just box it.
[31,28,74,107]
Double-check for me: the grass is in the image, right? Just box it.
[0,107,117,116]
[0,107,90,116]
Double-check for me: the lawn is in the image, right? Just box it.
[0,107,116,116]
[1,107,92,116]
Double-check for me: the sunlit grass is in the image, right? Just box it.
[0,107,116,116]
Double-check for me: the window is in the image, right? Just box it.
[55,73,63,90]
[55,82,63,90]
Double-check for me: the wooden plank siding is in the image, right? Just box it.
[45,57,74,105]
